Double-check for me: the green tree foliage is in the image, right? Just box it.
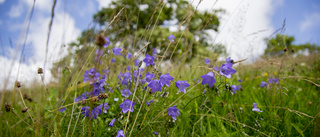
[72,0,225,60]
[264,34,319,56]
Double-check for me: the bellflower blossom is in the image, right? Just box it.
[74,92,88,103]
[113,47,122,56]
[200,72,216,88]
[260,81,267,88]
[176,81,190,93]
[59,107,66,113]
[168,105,180,120]
[160,73,174,87]
[153,48,157,56]
[252,103,263,112]
[121,89,131,98]
[231,85,239,94]
[146,99,154,106]
[226,57,234,64]
[144,72,155,83]
[104,37,110,47]
[109,118,115,127]
[135,59,141,67]
[148,80,162,93]
[83,68,100,84]
[116,130,124,137]
[213,67,220,71]
[204,58,210,64]
[127,53,132,59]
[168,34,175,42]
[143,54,155,67]
[268,77,279,84]
[112,58,115,63]
[220,63,236,79]
[120,99,135,114]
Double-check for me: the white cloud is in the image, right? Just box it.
[8,3,24,18]
[0,0,4,4]
[300,12,320,32]
[191,0,282,62]
[1,2,81,89]
[96,0,112,10]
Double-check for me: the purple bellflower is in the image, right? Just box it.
[120,99,135,114]
[200,72,216,88]
[127,53,132,59]
[83,68,100,84]
[145,72,155,83]
[204,58,210,64]
[268,77,279,84]
[168,34,175,42]
[213,66,220,71]
[143,54,155,67]
[160,73,174,87]
[116,130,124,137]
[109,118,115,127]
[252,103,263,112]
[59,107,66,113]
[112,58,115,63]
[146,99,154,106]
[148,80,162,93]
[104,37,110,48]
[135,59,141,67]
[113,47,122,56]
[121,89,131,98]
[176,81,190,93]
[74,92,88,103]
[260,81,267,88]
[153,48,157,56]
[220,63,236,79]
[168,105,180,120]
[231,85,239,94]
[153,132,159,135]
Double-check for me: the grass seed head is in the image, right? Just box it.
[95,33,106,47]
[22,107,28,113]
[38,68,43,74]
[98,93,108,100]
[15,81,21,88]
[5,102,11,112]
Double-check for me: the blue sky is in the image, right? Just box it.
[0,0,319,89]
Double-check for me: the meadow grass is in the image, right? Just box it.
[1,1,320,137]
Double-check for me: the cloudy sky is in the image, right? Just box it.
[0,0,319,89]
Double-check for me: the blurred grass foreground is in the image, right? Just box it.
[1,0,320,136]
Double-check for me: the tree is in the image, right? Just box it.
[264,34,319,56]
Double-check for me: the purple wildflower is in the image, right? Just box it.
[148,80,162,93]
[81,106,90,117]
[200,72,216,88]
[160,73,174,87]
[146,99,154,106]
[143,54,155,67]
[83,68,100,84]
[238,79,242,83]
[231,85,239,94]
[153,48,157,56]
[226,57,234,64]
[176,81,190,93]
[74,92,88,103]
[268,77,279,84]
[126,66,131,71]
[113,47,122,56]
[144,72,155,83]
[109,118,115,127]
[252,103,263,112]
[260,81,267,88]
[204,58,210,64]
[220,63,236,79]
[116,130,124,137]
[135,59,141,67]
[104,37,110,47]
[153,132,159,135]
[127,53,132,59]
[112,58,115,63]
[120,99,135,114]
[168,34,175,42]
[59,107,66,113]
[121,89,131,98]
[168,105,180,120]
[213,67,220,71]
